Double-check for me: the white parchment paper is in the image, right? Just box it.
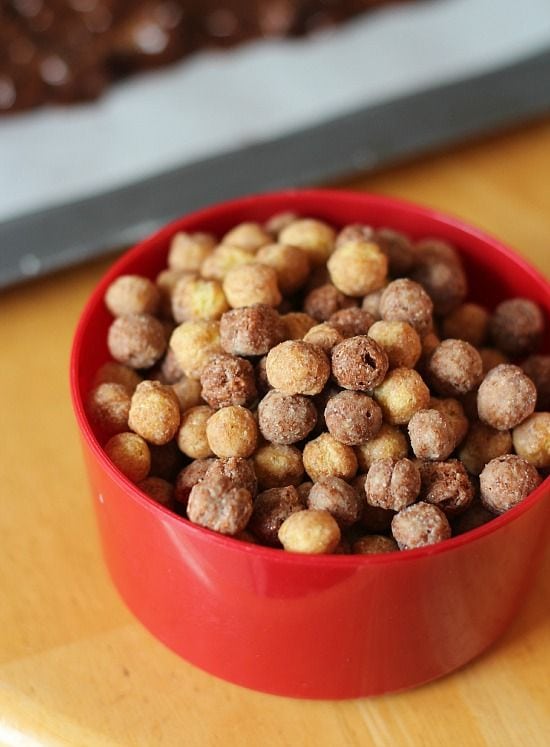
[1,0,550,222]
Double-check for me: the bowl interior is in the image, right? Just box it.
[71,189,550,562]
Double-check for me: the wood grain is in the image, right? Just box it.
[1,120,549,747]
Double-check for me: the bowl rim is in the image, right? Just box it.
[70,187,550,567]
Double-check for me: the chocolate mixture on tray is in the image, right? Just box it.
[1,0,405,113]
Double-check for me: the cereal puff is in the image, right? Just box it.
[480,454,541,514]
[206,405,258,458]
[307,477,363,528]
[373,368,430,425]
[327,240,388,297]
[512,412,550,468]
[279,218,336,266]
[266,340,330,396]
[169,320,222,380]
[278,509,341,554]
[302,432,358,482]
[129,380,181,445]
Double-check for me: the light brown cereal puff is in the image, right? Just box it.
[278,509,341,554]
[279,218,336,266]
[366,458,420,512]
[87,382,131,436]
[489,298,545,358]
[205,456,258,497]
[206,405,258,458]
[479,347,509,375]
[169,319,222,380]
[418,460,474,515]
[105,274,161,317]
[258,389,317,445]
[303,432,358,482]
[513,412,550,468]
[93,361,142,393]
[391,502,451,550]
[104,432,150,483]
[335,223,374,247]
[249,485,304,546]
[373,228,415,277]
[266,340,330,396]
[442,303,489,347]
[171,275,229,322]
[379,278,434,336]
[458,421,512,476]
[200,353,257,409]
[174,459,215,506]
[352,535,398,554]
[362,286,386,321]
[368,319,421,369]
[220,304,284,357]
[324,390,382,446]
[264,211,299,237]
[187,475,253,535]
[108,313,167,370]
[281,312,317,340]
[256,243,310,294]
[355,423,409,471]
[477,364,537,430]
[426,339,483,397]
[200,244,255,280]
[303,283,357,322]
[408,409,455,461]
[328,308,375,338]
[253,443,304,489]
[303,322,344,353]
[221,221,272,252]
[168,231,216,272]
[429,397,469,446]
[480,454,542,514]
[521,355,550,410]
[177,404,215,459]
[411,244,467,316]
[331,336,388,392]
[137,476,174,506]
[128,380,180,445]
[373,367,430,425]
[223,262,282,308]
[170,375,203,412]
[327,240,388,297]
[307,476,363,528]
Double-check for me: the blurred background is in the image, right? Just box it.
[2,0,550,287]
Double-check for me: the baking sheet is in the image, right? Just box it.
[3,0,550,223]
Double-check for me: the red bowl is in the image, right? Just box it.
[70,189,550,699]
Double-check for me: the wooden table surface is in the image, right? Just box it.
[2,120,550,747]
